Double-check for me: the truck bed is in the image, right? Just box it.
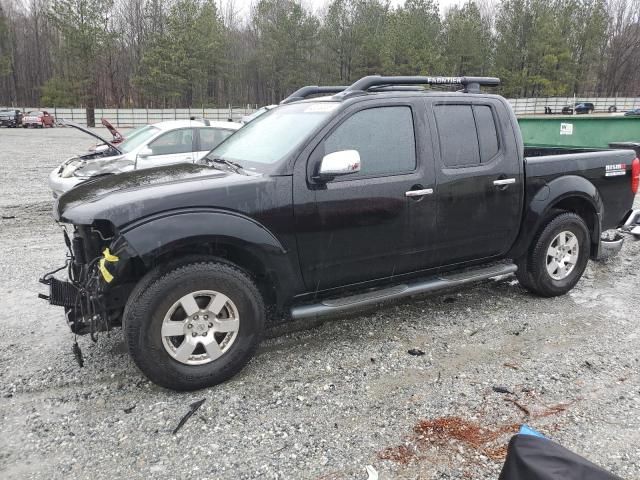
[524,148,637,230]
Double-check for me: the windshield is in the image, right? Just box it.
[208,102,337,165]
[119,125,160,153]
[243,106,271,124]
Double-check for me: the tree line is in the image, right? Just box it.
[1,0,639,109]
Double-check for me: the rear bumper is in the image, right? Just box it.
[597,234,625,259]
[623,209,640,238]
[596,208,640,259]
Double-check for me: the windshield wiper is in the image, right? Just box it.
[207,156,244,173]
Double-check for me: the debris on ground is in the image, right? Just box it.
[492,386,514,395]
[123,405,136,414]
[365,464,378,480]
[172,399,206,435]
[72,341,84,367]
[506,399,530,416]
[407,348,425,356]
[377,444,416,465]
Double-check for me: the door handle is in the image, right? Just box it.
[405,188,433,197]
[493,178,516,186]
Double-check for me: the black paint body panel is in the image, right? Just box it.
[54,92,638,309]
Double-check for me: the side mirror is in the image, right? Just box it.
[137,146,153,158]
[317,150,361,180]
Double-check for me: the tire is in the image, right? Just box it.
[124,259,265,391]
[517,212,590,297]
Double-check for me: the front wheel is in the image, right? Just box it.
[516,212,590,297]
[124,260,265,390]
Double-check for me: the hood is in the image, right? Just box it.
[62,119,122,154]
[56,163,264,227]
[101,118,124,143]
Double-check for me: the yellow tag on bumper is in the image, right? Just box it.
[98,248,119,283]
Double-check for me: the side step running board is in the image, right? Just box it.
[290,263,517,320]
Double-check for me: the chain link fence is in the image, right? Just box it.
[507,96,640,115]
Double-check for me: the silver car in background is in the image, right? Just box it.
[49,119,242,198]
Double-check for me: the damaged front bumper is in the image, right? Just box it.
[39,226,133,336]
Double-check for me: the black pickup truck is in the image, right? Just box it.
[41,76,640,390]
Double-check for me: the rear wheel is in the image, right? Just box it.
[516,212,590,297]
[124,260,265,390]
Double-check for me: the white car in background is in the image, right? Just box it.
[49,119,241,198]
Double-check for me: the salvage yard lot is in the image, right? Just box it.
[0,127,639,479]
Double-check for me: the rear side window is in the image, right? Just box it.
[473,105,499,162]
[199,128,234,151]
[324,106,416,177]
[434,104,500,166]
[434,105,480,167]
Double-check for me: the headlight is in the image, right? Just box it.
[60,161,84,178]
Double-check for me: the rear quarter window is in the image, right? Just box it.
[473,105,499,162]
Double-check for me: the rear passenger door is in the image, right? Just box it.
[429,99,523,265]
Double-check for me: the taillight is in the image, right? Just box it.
[632,157,640,194]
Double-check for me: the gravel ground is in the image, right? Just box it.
[0,127,639,480]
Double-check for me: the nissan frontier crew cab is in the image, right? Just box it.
[41,75,640,391]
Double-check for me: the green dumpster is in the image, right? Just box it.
[517,115,640,149]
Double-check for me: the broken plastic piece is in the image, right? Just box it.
[99,248,119,283]
[73,341,84,368]
[173,399,206,434]
[519,424,545,438]
[365,465,378,480]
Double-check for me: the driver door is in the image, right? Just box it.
[138,128,196,168]
[294,101,437,291]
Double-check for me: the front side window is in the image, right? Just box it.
[148,128,194,155]
[323,106,416,177]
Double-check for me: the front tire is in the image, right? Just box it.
[516,212,590,297]
[124,260,265,390]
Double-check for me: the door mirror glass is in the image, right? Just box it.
[137,146,153,158]
[318,150,360,180]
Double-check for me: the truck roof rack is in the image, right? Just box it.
[280,86,349,104]
[340,75,501,95]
